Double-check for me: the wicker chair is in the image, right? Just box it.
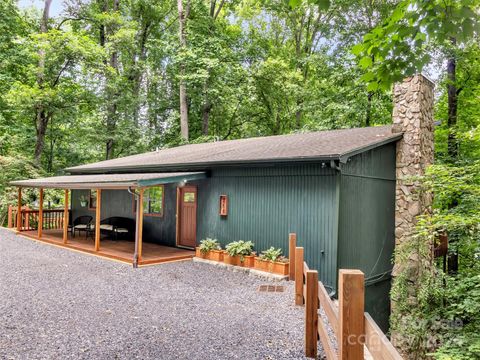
[72,215,93,238]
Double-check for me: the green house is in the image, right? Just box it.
[12,125,401,330]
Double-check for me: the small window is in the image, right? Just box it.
[133,186,164,217]
[89,190,97,210]
[183,192,195,203]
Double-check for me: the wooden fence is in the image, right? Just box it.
[7,205,64,231]
[288,234,402,360]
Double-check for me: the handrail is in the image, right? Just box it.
[289,233,402,360]
[7,205,65,231]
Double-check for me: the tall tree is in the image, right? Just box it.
[177,0,190,141]
[34,0,53,165]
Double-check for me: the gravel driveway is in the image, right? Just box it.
[0,229,318,359]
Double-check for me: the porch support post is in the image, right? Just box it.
[16,187,22,232]
[63,189,69,244]
[137,188,144,262]
[95,189,102,251]
[38,188,44,238]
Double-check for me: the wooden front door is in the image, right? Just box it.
[176,186,197,248]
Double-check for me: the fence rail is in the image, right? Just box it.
[7,205,64,231]
[288,233,402,360]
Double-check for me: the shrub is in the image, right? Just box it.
[199,238,221,254]
[225,240,254,261]
[259,247,286,262]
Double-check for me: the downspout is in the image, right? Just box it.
[128,186,140,268]
[329,159,341,298]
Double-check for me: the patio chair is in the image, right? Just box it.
[72,215,93,238]
[87,217,135,241]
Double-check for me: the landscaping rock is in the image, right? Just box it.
[0,229,324,359]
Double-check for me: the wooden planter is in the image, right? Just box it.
[208,249,224,262]
[254,257,289,275]
[224,253,240,266]
[271,261,289,275]
[254,257,269,271]
[240,255,255,268]
[195,247,206,259]
[196,248,223,262]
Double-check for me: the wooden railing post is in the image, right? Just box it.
[289,233,297,280]
[63,190,69,244]
[305,270,319,358]
[339,269,365,360]
[38,188,44,238]
[95,189,102,251]
[7,205,13,228]
[295,247,304,305]
[16,187,22,232]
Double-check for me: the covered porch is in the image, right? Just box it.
[9,172,206,266]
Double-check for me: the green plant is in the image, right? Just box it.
[259,247,283,262]
[225,240,254,261]
[199,238,221,254]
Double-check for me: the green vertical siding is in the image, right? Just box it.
[195,164,339,289]
[338,143,396,331]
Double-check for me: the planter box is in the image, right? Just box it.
[254,257,269,272]
[239,255,255,268]
[195,247,206,259]
[224,253,240,266]
[254,257,289,275]
[208,249,224,262]
[271,261,289,275]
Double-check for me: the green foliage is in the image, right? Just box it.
[199,238,221,254]
[391,161,480,359]
[353,0,480,90]
[225,240,254,261]
[259,247,283,262]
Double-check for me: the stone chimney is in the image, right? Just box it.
[392,74,435,253]
[390,74,435,351]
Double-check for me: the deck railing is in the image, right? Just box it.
[7,205,64,231]
[288,234,402,360]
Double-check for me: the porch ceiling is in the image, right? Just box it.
[10,172,206,189]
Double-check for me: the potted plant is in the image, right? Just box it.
[224,240,255,267]
[256,247,289,275]
[79,195,89,208]
[196,238,223,262]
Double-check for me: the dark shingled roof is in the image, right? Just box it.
[67,125,401,174]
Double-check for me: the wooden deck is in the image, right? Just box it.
[19,229,194,266]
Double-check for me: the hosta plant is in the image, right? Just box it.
[199,238,221,254]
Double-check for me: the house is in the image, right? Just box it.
[9,74,435,331]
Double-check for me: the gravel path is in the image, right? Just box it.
[0,229,320,359]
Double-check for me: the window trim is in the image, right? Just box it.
[132,185,165,217]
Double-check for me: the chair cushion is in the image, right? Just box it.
[89,224,114,231]
[74,224,88,230]
[115,228,129,233]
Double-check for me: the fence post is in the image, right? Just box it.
[7,205,12,228]
[295,247,304,305]
[339,269,365,360]
[289,233,296,280]
[305,270,319,358]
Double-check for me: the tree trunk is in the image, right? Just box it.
[447,38,458,160]
[105,0,120,160]
[366,91,373,127]
[178,0,189,141]
[33,0,52,166]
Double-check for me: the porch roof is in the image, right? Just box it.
[10,172,206,189]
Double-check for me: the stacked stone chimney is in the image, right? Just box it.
[392,74,435,254]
